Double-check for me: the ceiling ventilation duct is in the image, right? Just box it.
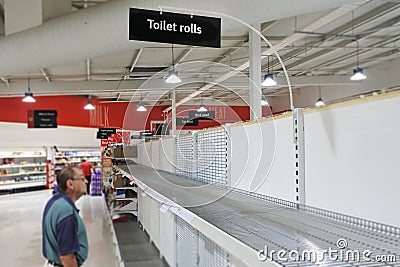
[0,0,360,76]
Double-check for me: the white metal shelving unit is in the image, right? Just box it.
[54,147,102,171]
[110,186,138,217]
[0,149,47,191]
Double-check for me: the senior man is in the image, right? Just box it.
[42,166,88,267]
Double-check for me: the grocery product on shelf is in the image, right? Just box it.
[0,149,47,191]
[91,170,102,196]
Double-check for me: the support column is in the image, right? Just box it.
[171,89,176,136]
[248,24,262,120]
[192,133,198,180]
[293,108,305,206]
[224,124,232,187]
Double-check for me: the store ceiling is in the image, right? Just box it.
[0,0,399,107]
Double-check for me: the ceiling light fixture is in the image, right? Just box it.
[22,78,36,103]
[350,67,366,81]
[261,56,277,87]
[197,96,207,112]
[137,93,147,112]
[261,95,269,106]
[165,44,181,84]
[197,104,207,112]
[137,103,147,112]
[350,40,366,81]
[261,73,277,87]
[165,70,181,84]
[315,97,325,107]
[350,12,366,81]
[84,96,95,110]
[84,100,95,110]
[315,86,326,107]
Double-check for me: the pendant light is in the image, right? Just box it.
[261,56,277,87]
[137,103,147,112]
[350,40,366,81]
[315,86,325,107]
[197,104,207,112]
[351,67,366,81]
[84,96,95,110]
[137,93,147,112]
[350,12,366,81]
[261,95,268,106]
[197,96,207,112]
[165,44,181,84]
[22,78,36,103]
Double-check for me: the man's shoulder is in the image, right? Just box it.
[44,194,76,223]
[48,194,74,213]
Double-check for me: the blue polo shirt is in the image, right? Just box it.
[42,192,88,266]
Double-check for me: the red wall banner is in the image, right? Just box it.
[0,96,272,131]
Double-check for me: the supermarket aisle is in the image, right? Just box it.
[0,190,119,267]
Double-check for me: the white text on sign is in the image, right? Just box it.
[146,19,202,34]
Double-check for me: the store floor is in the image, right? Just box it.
[0,190,119,267]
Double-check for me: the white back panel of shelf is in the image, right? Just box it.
[148,197,161,249]
[137,143,146,166]
[160,207,175,266]
[144,142,152,168]
[159,137,174,173]
[150,140,160,170]
[304,94,400,227]
[229,117,296,202]
[138,190,150,232]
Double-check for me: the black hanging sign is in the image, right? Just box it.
[176,117,199,126]
[140,131,153,138]
[188,111,215,120]
[97,132,108,139]
[129,8,221,48]
[27,110,58,128]
[96,128,117,139]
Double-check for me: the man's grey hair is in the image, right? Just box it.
[57,166,78,192]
